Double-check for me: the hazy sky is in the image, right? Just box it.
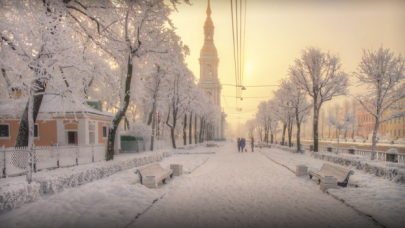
[168,0,405,129]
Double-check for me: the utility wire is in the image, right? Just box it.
[221,83,278,87]
[230,0,239,104]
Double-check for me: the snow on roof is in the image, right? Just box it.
[0,95,115,118]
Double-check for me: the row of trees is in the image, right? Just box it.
[0,0,220,183]
[251,46,405,159]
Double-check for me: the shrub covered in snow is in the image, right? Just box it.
[0,182,41,211]
[0,150,172,211]
[311,152,405,184]
[386,148,399,154]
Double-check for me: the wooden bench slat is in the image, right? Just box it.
[135,162,173,188]
[309,163,354,187]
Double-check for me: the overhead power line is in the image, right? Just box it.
[223,95,273,99]
[221,83,278,87]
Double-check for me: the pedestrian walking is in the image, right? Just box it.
[251,137,254,152]
[241,138,245,152]
[237,138,241,152]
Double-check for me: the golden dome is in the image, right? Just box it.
[204,17,214,27]
[200,42,217,55]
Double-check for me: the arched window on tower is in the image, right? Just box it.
[206,64,212,78]
[205,91,212,99]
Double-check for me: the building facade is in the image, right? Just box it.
[355,104,386,139]
[0,95,115,148]
[197,0,225,140]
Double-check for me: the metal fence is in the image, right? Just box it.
[299,144,405,164]
[1,144,106,178]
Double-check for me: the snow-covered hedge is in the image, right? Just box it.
[0,150,172,211]
[0,182,41,211]
[35,151,172,194]
[273,144,305,154]
[311,152,405,184]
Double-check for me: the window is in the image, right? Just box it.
[102,126,107,138]
[0,125,9,137]
[34,124,39,138]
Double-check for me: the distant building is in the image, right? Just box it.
[384,98,405,139]
[0,95,115,148]
[355,104,386,139]
[197,0,226,140]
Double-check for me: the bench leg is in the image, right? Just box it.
[170,174,173,178]
[162,179,167,184]
[309,174,312,179]
[318,179,321,185]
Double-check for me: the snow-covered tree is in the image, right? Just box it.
[0,0,106,182]
[245,119,256,139]
[328,113,356,153]
[290,47,349,152]
[277,78,311,152]
[354,46,405,159]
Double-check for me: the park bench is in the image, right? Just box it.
[135,162,173,188]
[206,143,218,147]
[309,163,354,187]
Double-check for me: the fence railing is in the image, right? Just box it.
[298,143,405,164]
[1,144,106,178]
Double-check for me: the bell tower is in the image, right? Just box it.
[198,0,225,140]
[198,0,221,106]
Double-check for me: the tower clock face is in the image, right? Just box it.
[205,91,212,98]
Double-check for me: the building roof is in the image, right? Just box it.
[0,95,115,118]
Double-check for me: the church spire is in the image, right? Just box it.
[206,0,211,16]
[201,0,217,56]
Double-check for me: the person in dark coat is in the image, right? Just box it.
[251,137,254,152]
[237,138,241,152]
[241,138,245,152]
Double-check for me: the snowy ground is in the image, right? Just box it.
[1,142,403,228]
[261,147,405,228]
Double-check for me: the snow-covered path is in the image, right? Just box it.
[132,143,377,228]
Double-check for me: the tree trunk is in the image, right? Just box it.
[170,127,176,149]
[281,123,287,145]
[150,111,156,151]
[124,116,130,131]
[156,112,160,140]
[106,55,134,160]
[26,88,35,184]
[313,101,320,152]
[199,118,204,143]
[287,120,293,147]
[337,129,341,154]
[352,123,355,139]
[371,119,380,160]
[183,113,187,146]
[195,114,197,144]
[189,112,192,144]
[15,79,46,147]
[295,108,301,153]
[270,133,273,144]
